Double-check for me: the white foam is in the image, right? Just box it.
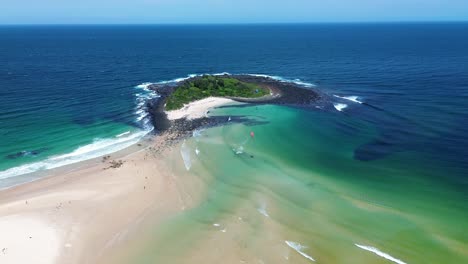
[152,73,228,86]
[333,103,348,112]
[233,146,244,155]
[134,82,160,131]
[0,131,148,180]
[333,95,363,104]
[195,148,200,156]
[135,82,153,89]
[246,74,316,87]
[116,131,131,138]
[192,129,204,138]
[153,72,315,88]
[257,202,269,217]
[355,244,407,264]
[285,241,315,262]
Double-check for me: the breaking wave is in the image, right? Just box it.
[0,131,148,180]
[285,241,316,262]
[333,103,348,112]
[151,72,316,88]
[355,244,407,264]
[243,73,316,87]
[333,95,363,104]
[134,82,160,131]
[0,82,161,181]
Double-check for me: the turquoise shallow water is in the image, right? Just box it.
[119,104,468,263]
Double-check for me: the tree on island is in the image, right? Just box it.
[165,75,268,110]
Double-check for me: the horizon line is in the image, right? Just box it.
[1,20,468,26]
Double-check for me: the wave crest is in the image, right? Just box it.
[333,103,348,112]
[355,244,407,264]
[285,241,315,262]
[333,95,363,104]
[0,131,148,180]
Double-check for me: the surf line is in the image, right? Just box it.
[355,244,407,264]
[285,241,316,262]
[333,95,363,104]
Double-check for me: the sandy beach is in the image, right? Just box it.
[0,135,181,264]
[165,97,238,120]
[0,97,232,264]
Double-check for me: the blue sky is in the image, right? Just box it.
[1,0,467,24]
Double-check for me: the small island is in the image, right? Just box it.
[148,74,320,137]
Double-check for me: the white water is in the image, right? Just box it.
[355,244,407,264]
[134,82,160,131]
[245,73,316,87]
[151,72,316,89]
[257,202,270,217]
[116,131,131,138]
[233,146,244,155]
[333,103,348,112]
[285,241,316,262]
[0,130,148,180]
[333,94,363,104]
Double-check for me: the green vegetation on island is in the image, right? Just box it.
[165,75,269,110]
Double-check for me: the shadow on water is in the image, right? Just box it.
[5,147,51,160]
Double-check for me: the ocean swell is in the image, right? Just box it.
[0,131,147,180]
[0,82,161,181]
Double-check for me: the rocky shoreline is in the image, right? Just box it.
[146,74,321,139]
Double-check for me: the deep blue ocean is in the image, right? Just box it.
[1,23,467,188]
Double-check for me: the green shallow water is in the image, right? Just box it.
[125,104,468,263]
